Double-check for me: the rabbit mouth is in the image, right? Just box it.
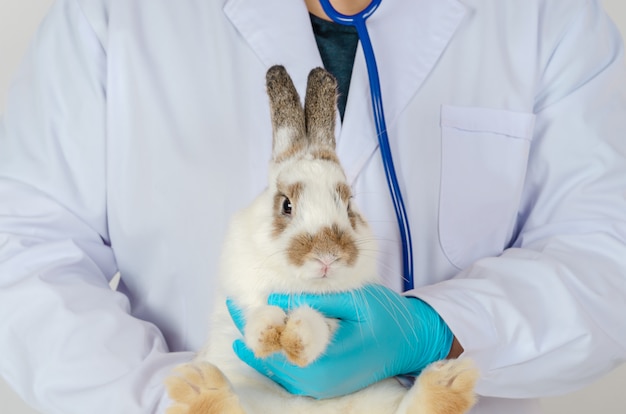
[282,255,371,293]
[299,260,339,281]
[299,255,356,285]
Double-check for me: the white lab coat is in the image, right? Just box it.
[1,0,625,413]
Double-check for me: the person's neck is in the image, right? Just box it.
[305,0,372,21]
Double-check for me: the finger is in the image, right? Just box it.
[226,298,245,334]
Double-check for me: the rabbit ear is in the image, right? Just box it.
[304,68,338,151]
[266,65,307,162]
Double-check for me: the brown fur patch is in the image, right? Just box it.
[283,182,304,203]
[254,324,285,358]
[347,207,366,231]
[336,183,352,204]
[279,320,308,367]
[304,67,338,150]
[288,233,315,266]
[272,193,290,238]
[272,181,304,238]
[266,66,307,160]
[287,224,358,267]
[310,148,340,164]
[273,141,306,163]
[335,183,367,230]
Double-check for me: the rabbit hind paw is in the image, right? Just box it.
[405,359,478,414]
[165,362,245,414]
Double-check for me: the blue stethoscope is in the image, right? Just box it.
[318,0,414,291]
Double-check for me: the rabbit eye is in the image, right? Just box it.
[281,197,292,216]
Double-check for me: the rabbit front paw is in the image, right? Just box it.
[244,305,287,358]
[244,305,333,367]
[280,305,334,367]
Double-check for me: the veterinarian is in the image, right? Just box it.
[1,1,626,413]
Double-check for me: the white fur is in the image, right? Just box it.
[190,156,476,414]
[183,67,477,414]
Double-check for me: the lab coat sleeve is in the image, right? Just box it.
[414,2,626,398]
[0,1,192,412]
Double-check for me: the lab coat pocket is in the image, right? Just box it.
[439,105,536,269]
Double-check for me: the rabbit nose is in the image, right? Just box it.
[316,254,339,277]
[318,254,338,264]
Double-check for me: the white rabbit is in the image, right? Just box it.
[165,65,478,414]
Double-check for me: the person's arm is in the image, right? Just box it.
[0,1,192,412]
[446,337,464,359]
[415,0,626,398]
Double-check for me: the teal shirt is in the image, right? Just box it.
[310,14,359,121]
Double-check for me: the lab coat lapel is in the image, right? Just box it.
[224,0,468,183]
[338,0,468,182]
[223,0,323,100]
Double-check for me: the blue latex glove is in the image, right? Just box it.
[227,284,453,399]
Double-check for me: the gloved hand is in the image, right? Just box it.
[227,284,453,399]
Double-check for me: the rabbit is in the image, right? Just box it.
[165,65,478,414]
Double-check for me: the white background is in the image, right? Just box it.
[1,1,625,413]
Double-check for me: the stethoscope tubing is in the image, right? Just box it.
[318,0,415,291]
